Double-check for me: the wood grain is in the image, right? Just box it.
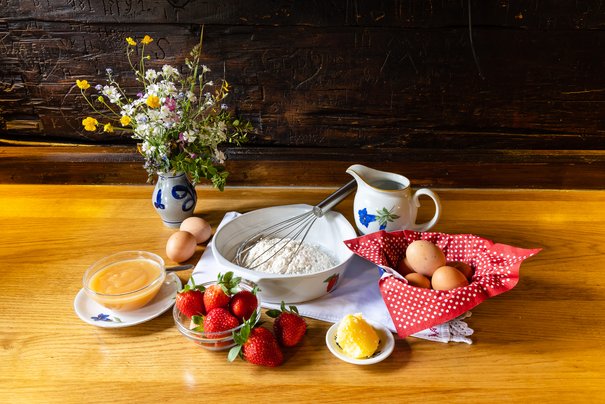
[2,1,605,188]
[2,145,605,188]
[0,185,604,403]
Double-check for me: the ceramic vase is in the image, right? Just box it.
[152,172,197,228]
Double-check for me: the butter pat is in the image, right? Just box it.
[335,313,380,359]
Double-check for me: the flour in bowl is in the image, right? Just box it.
[241,238,336,275]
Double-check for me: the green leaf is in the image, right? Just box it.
[266,309,281,318]
[228,346,242,362]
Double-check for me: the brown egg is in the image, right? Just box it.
[404,273,431,289]
[431,266,469,291]
[180,217,212,244]
[396,257,414,275]
[166,231,197,263]
[447,261,474,280]
[405,240,446,277]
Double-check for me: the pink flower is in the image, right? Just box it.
[165,97,177,112]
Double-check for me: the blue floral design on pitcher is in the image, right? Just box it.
[358,208,377,228]
[358,207,399,230]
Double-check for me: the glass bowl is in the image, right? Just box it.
[173,278,261,351]
[83,251,166,312]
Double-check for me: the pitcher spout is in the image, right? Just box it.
[345,164,369,188]
[346,164,409,191]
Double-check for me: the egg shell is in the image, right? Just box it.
[166,230,197,263]
[431,266,469,291]
[405,240,446,277]
[396,257,414,275]
[447,260,474,280]
[404,273,431,289]
[180,217,212,244]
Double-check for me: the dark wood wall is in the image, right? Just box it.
[1,1,605,188]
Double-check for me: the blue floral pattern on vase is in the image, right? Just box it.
[154,189,165,209]
[152,172,197,227]
[172,183,196,212]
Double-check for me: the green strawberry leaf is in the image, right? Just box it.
[191,315,204,332]
[217,271,241,296]
[268,301,301,317]
[228,345,242,362]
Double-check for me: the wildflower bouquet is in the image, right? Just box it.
[76,34,251,190]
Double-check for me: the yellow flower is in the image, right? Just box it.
[141,35,153,45]
[126,37,137,46]
[146,95,160,108]
[103,123,114,133]
[120,115,132,126]
[82,117,98,132]
[76,80,90,90]
[97,95,104,103]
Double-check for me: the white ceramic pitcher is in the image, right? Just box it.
[346,164,442,234]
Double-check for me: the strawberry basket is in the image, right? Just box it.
[344,230,541,338]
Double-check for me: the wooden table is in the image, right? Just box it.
[1,185,604,403]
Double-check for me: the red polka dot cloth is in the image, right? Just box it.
[344,230,541,339]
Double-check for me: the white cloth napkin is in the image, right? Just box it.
[191,211,473,344]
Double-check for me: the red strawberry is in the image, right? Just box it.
[203,307,240,335]
[175,281,206,318]
[229,313,283,367]
[204,271,240,312]
[267,301,307,347]
[229,288,259,321]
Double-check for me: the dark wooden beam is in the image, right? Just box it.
[2,144,604,189]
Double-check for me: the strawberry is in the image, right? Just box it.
[203,271,241,312]
[175,281,206,318]
[267,301,307,347]
[229,287,259,321]
[229,312,283,367]
[203,307,240,335]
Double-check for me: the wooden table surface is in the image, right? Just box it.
[1,185,604,403]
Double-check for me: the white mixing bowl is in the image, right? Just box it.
[212,204,357,303]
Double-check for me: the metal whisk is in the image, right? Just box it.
[234,180,356,270]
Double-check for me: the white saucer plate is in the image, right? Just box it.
[74,272,182,328]
[326,317,395,365]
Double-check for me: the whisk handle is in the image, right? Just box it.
[313,179,357,217]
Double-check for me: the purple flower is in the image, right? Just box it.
[137,92,144,98]
[165,97,177,112]
[91,313,112,322]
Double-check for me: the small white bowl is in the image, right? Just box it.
[325,318,395,365]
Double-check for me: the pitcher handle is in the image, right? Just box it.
[411,188,441,232]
